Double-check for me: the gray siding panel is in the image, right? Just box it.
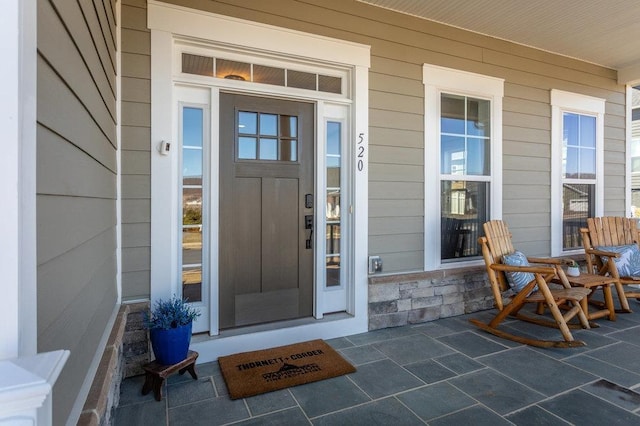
[37,0,118,423]
[121,0,151,300]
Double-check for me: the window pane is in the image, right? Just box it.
[238,137,257,159]
[563,183,595,250]
[238,112,257,134]
[579,115,596,148]
[326,223,340,255]
[327,122,341,155]
[287,70,316,90]
[632,139,640,158]
[564,147,579,178]
[182,54,213,77]
[182,266,202,303]
[280,116,297,138]
[318,75,342,94]
[441,181,488,261]
[259,138,277,160]
[633,156,640,173]
[284,140,297,161]
[441,135,465,174]
[466,137,490,175]
[182,149,202,181]
[216,58,250,81]
[327,190,340,220]
[579,148,596,179]
[563,113,579,146]
[326,258,340,287]
[466,98,490,137]
[182,228,202,303]
[183,107,203,148]
[326,218,340,288]
[260,114,278,136]
[183,188,202,225]
[441,94,465,134]
[253,64,285,86]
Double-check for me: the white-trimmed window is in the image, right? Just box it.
[423,64,504,270]
[551,90,605,256]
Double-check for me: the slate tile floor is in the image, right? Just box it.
[115,304,640,425]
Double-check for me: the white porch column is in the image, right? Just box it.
[0,1,69,425]
[0,351,70,425]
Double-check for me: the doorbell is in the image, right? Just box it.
[159,140,171,156]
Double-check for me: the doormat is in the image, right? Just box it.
[218,339,356,399]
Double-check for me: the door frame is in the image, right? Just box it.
[149,2,370,356]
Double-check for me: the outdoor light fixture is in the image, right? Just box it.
[224,74,246,81]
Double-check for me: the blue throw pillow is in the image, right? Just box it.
[502,251,536,292]
[595,244,640,277]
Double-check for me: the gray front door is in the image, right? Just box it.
[219,93,314,329]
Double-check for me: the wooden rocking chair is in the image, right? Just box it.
[470,220,591,348]
[580,216,640,313]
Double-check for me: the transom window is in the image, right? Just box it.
[182,53,343,95]
[237,111,298,161]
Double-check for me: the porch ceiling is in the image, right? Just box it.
[358,0,640,84]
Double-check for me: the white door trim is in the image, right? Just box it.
[149,2,370,352]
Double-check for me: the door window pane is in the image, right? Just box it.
[282,140,297,161]
[260,138,278,160]
[238,137,257,159]
[238,112,257,134]
[280,116,297,137]
[236,111,298,162]
[259,114,278,136]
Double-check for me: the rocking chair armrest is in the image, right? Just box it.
[490,264,556,275]
[585,248,621,258]
[526,256,563,265]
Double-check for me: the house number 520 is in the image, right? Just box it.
[357,132,365,172]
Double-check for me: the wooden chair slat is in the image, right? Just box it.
[581,216,640,312]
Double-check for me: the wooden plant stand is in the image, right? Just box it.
[141,350,199,401]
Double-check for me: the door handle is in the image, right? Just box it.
[305,215,313,249]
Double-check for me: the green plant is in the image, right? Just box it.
[145,296,201,330]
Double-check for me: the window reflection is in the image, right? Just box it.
[440,94,490,176]
[237,111,298,162]
[563,113,596,179]
[563,183,595,250]
[441,181,488,261]
[326,122,341,287]
[181,105,204,303]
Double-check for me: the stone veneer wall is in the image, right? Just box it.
[368,266,494,329]
[123,302,151,378]
[77,302,150,426]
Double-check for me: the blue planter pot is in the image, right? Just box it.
[150,322,192,365]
